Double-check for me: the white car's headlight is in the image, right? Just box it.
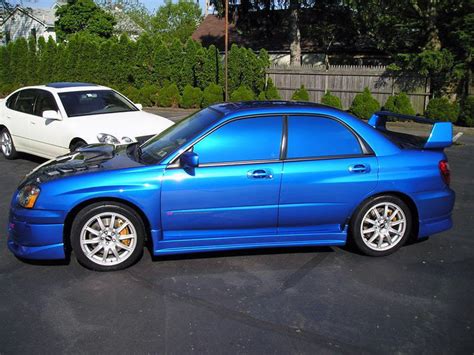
[121,136,133,143]
[97,133,119,144]
[18,185,41,209]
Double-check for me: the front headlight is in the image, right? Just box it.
[18,185,41,209]
[121,136,133,143]
[97,133,120,144]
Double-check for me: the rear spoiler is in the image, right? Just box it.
[368,111,453,149]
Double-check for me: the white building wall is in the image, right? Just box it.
[1,10,55,45]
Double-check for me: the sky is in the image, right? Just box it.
[9,0,209,13]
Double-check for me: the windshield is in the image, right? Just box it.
[140,108,223,164]
[59,90,138,117]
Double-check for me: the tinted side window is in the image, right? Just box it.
[287,116,362,159]
[6,92,19,109]
[193,116,283,164]
[15,90,37,115]
[34,90,58,116]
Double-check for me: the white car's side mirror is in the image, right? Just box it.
[134,103,143,110]
[42,110,62,121]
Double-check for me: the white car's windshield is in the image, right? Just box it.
[59,90,138,117]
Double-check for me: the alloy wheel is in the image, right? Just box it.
[80,212,138,266]
[360,202,407,251]
[1,131,12,157]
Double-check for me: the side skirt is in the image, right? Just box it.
[151,230,347,256]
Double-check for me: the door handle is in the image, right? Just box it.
[349,164,370,173]
[247,169,273,179]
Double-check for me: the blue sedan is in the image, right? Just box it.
[7,101,455,270]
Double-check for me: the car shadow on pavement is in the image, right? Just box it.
[149,245,336,263]
[16,153,48,164]
[14,255,70,267]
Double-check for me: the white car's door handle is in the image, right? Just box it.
[6,115,11,119]
[30,121,36,125]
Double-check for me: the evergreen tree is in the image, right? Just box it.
[55,0,116,41]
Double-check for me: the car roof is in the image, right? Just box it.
[13,83,111,93]
[209,101,348,119]
[46,82,98,89]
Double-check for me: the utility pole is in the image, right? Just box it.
[224,0,229,101]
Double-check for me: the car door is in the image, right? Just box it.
[278,115,378,238]
[160,116,284,243]
[3,89,36,151]
[29,89,68,157]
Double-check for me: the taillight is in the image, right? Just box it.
[439,160,451,186]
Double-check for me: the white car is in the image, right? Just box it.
[0,82,174,160]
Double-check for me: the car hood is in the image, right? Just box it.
[69,111,174,140]
[20,144,143,187]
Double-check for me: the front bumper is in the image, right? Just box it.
[7,206,66,260]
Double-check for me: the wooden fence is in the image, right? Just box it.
[266,64,430,114]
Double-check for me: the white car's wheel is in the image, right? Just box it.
[70,139,87,152]
[0,128,18,160]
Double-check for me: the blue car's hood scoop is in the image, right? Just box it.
[21,144,142,186]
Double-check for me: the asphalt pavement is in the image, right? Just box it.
[0,111,473,354]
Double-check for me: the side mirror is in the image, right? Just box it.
[42,110,61,121]
[180,151,199,169]
[135,103,143,110]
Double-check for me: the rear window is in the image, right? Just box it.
[15,90,36,115]
[287,116,362,159]
[6,92,19,109]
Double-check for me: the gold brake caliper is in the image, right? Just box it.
[117,219,131,246]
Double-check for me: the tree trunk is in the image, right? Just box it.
[289,0,301,66]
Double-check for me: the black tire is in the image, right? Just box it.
[350,195,412,257]
[70,139,87,152]
[0,128,18,160]
[71,202,145,271]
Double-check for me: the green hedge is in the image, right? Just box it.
[230,86,255,101]
[291,85,310,101]
[321,91,342,109]
[0,33,270,103]
[260,78,281,100]
[425,97,459,123]
[202,83,224,107]
[181,84,203,109]
[459,96,474,127]
[350,87,380,119]
[383,92,415,115]
[158,83,181,108]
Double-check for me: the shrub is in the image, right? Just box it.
[425,97,459,123]
[138,85,159,107]
[0,84,19,97]
[291,85,310,101]
[230,85,255,102]
[202,83,223,107]
[121,86,140,103]
[459,96,474,127]
[350,87,381,119]
[158,83,181,108]
[257,91,267,100]
[264,78,281,100]
[180,85,203,109]
[383,92,415,115]
[321,91,342,109]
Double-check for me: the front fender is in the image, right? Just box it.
[35,165,165,231]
